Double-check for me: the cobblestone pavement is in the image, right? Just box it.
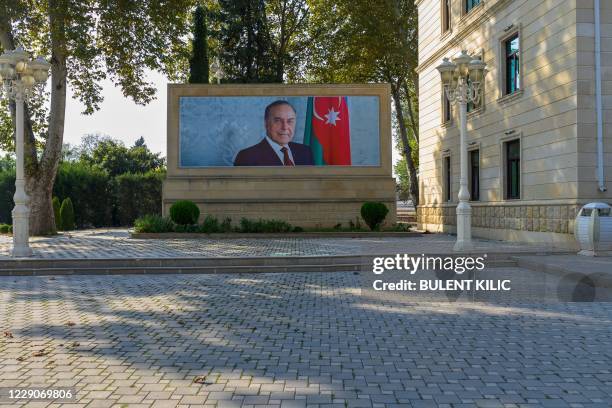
[0,230,565,259]
[1,272,611,407]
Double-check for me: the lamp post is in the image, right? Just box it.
[0,47,51,257]
[436,50,487,252]
[210,58,225,84]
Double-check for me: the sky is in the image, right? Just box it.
[63,72,402,171]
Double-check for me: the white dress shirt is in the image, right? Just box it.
[265,135,295,164]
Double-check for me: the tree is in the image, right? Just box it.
[79,137,165,177]
[189,5,210,84]
[0,0,195,234]
[265,0,310,82]
[308,0,419,205]
[216,0,276,83]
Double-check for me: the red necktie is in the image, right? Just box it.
[281,147,294,166]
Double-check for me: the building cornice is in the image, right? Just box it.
[416,0,513,74]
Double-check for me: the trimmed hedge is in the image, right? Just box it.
[115,171,164,226]
[0,163,165,228]
[0,170,15,225]
[52,197,61,230]
[53,162,112,227]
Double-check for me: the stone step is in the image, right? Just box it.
[0,255,519,276]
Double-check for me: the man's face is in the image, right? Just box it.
[265,104,296,145]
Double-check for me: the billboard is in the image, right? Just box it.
[179,95,380,167]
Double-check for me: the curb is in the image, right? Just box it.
[512,256,612,289]
[129,232,423,239]
[0,253,524,276]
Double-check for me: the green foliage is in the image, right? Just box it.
[189,5,210,83]
[52,197,61,230]
[53,162,113,228]
[169,200,200,225]
[79,139,165,178]
[239,218,293,233]
[360,202,389,231]
[198,215,233,233]
[214,0,308,83]
[134,215,174,233]
[0,154,15,172]
[216,0,275,83]
[59,198,76,231]
[114,171,165,226]
[0,224,11,233]
[0,170,15,225]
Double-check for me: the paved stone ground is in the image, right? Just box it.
[0,230,565,259]
[1,272,611,407]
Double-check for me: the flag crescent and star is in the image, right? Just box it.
[304,96,352,165]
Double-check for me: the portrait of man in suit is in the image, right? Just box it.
[233,100,314,166]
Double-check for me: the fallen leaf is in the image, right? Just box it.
[71,341,80,347]
[193,376,209,384]
[3,331,13,338]
[67,321,75,326]
[33,349,50,357]
[16,356,26,361]
[178,320,185,326]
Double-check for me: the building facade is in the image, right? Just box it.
[416,0,612,246]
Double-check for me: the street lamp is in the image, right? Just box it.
[436,50,487,252]
[210,58,224,84]
[0,47,51,257]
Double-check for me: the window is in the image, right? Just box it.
[466,74,482,113]
[504,33,520,95]
[444,155,452,202]
[465,0,481,13]
[443,93,451,123]
[505,139,520,199]
[442,0,451,33]
[469,150,480,201]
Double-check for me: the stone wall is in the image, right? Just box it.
[417,204,582,234]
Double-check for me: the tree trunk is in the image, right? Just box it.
[391,83,419,206]
[24,0,68,235]
[402,79,419,145]
[27,179,56,234]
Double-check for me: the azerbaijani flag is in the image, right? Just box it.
[303,96,351,165]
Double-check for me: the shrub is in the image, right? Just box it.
[52,197,61,230]
[360,202,389,231]
[59,198,76,231]
[0,224,10,233]
[221,217,232,232]
[134,214,174,233]
[239,218,293,233]
[115,171,164,226]
[169,200,200,225]
[199,215,221,233]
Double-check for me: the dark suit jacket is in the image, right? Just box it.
[234,138,314,166]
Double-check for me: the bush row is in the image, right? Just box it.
[0,162,164,228]
[135,200,392,233]
[134,214,300,234]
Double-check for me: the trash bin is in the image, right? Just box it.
[574,202,612,256]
